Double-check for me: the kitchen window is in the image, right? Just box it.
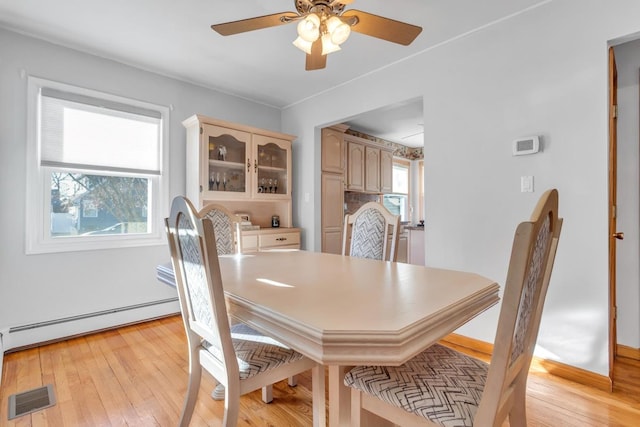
[26,77,169,254]
[383,160,410,222]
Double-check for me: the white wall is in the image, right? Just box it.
[614,39,640,348]
[0,29,282,346]
[283,0,640,376]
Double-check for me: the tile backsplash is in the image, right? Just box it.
[344,191,381,215]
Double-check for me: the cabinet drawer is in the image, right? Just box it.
[241,235,258,252]
[259,232,300,249]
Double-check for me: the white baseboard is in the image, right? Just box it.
[2,298,179,353]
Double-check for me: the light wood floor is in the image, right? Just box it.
[1,315,639,426]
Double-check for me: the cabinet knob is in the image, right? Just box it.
[276,237,287,241]
[613,232,624,240]
[254,159,258,172]
[247,159,251,172]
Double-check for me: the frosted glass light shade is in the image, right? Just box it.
[293,37,313,54]
[326,16,351,45]
[321,33,341,55]
[297,14,320,42]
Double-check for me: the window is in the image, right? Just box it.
[26,77,169,254]
[383,160,410,222]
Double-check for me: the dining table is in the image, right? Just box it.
[157,249,500,427]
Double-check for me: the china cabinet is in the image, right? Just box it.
[183,114,299,249]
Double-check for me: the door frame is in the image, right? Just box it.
[607,46,618,387]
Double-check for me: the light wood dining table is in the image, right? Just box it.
[158,249,499,427]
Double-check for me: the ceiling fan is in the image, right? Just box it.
[211,0,423,71]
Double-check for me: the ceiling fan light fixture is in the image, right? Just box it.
[321,33,341,55]
[297,13,321,42]
[326,16,351,45]
[293,36,313,54]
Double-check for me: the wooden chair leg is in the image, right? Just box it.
[311,365,326,427]
[223,383,240,427]
[350,387,362,427]
[509,379,528,427]
[261,385,273,403]
[179,363,202,427]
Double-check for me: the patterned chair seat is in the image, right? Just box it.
[203,323,305,380]
[344,344,489,427]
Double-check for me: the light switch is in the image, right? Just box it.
[521,176,534,193]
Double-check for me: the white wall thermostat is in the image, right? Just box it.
[512,136,540,156]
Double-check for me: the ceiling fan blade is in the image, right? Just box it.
[212,12,299,36]
[342,9,422,46]
[306,39,327,71]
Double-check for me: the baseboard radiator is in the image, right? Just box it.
[0,329,5,388]
[2,297,179,354]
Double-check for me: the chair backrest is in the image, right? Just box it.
[199,203,243,254]
[475,189,563,425]
[342,201,401,262]
[165,197,240,381]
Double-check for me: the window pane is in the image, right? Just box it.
[392,164,409,194]
[50,172,150,237]
[383,194,409,222]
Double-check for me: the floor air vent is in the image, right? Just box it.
[8,384,56,420]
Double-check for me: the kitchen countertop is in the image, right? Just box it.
[404,225,425,231]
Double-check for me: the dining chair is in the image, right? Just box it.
[342,201,401,262]
[345,189,563,427]
[199,203,297,402]
[166,196,325,427]
[199,203,242,255]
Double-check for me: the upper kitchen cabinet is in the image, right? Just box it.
[322,125,348,174]
[345,134,393,194]
[380,150,393,193]
[182,115,295,228]
[346,139,365,192]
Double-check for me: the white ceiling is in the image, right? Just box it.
[0,0,544,146]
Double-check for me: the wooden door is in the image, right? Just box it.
[608,46,622,384]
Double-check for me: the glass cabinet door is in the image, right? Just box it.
[253,135,290,198]
[203,124,250,198]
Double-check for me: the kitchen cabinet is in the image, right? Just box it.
[365,146,380,193]
[321,126,346,174]
[346,140,365,191]
[408,228,425,265]
[183,114,297,246]
[380,150,393,193]
[321,173,345,254]
[396,229,408,263]
[345,134,393,194]
[321,125,348,254]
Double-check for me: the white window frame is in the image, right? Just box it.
[383,158,411,222]
[26,77,170,254]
